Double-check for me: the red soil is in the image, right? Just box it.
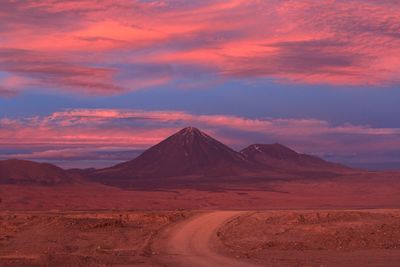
[217,210,400,266]
[1,171,400,211]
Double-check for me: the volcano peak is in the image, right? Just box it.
[177,127,204,138]
[95,127,251,179]
[180,126,200,133]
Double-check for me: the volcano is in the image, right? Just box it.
[94,127,253,180]
[92,127,351,184]
[0,159,71,185]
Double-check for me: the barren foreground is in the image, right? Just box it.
[218,210,400,266]
[1,210,400,266]
[0,211,191,266]
[152,211,259,267]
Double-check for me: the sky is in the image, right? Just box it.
[0,0,400,170]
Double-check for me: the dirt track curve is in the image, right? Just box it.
[153,211,259,267]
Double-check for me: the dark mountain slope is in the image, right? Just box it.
[94,127,254,180]
[241,144,349,171]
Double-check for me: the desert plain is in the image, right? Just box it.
[2,172,400,266]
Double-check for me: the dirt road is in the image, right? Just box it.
[153,211,258,267]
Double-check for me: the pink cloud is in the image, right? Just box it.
[1,109,400,165]
[0,48,172,95]
[0,87,17,97]
[0,0,399,95]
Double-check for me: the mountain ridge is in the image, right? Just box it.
[92,127,350,182]
[0,127,352,185]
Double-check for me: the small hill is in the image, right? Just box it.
[0,159,71,185]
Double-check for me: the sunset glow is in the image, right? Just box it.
[1,0,400,169]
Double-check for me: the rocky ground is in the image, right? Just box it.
[2,209,400,266]
[0,211,191,267]
[217,209,400,266]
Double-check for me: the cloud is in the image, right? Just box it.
[1,146,143,161]
[0,87,17,97]
[0,0,399,96]
[1,109,400,168]
[0,48,170,95]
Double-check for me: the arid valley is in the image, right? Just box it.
[1,128,400,266]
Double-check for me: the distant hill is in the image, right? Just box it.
[241,144,349,172]
[0,159,72,185]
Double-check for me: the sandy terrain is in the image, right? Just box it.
[0,211,191,267]
[1,158,400,266]
[217,210,400,266]
[2,210,400,266]
[152,211,258,267]
[1,172,400,211]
